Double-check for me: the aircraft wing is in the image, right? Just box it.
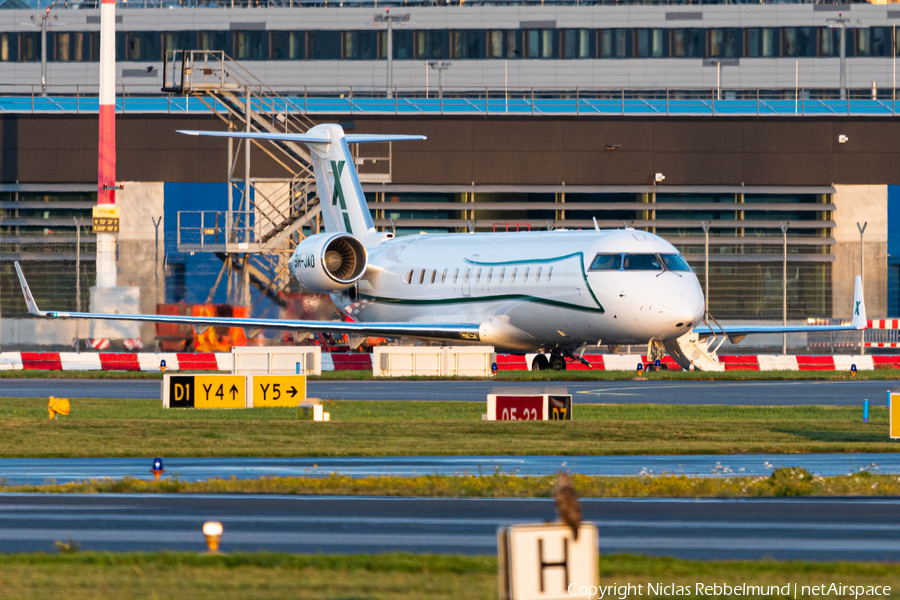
[693,275,867,343]
[13,262,480,342]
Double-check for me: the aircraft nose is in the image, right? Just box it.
[660,278,705,332]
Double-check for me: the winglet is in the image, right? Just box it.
[14,261,45,316]
[852,275,867,329]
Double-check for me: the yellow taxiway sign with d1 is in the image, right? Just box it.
[252,375,306,407]
[194,375,247,409]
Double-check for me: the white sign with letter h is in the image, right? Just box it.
[498,523,598,599]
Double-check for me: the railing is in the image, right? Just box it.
[5,0,830,10]
[176,210,261,253]
[5,85,900,118]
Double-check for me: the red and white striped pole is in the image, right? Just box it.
[96,0,117,288]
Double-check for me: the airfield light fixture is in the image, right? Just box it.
[203,521,223,553]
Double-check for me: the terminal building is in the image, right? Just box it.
[0,0,898,351]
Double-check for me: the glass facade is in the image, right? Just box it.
[0,26,896,62]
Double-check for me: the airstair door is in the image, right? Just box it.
[463,254,478,297]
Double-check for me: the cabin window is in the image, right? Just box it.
[589,254,622,270]
[523,267,529,282]
[623,254,662,271]
[661,254,693,272]
[487,268,493,283]
[464,268,471,283]
[441,269,447,283]
[511,267,517,282]
[547,267,553,281]
[499,268,505,283]
[476,268,482,283]
[419,269,426,284]
[404,270,413,284]
[536,267,542,281]
[454,268,460,283]
[431,270,437,283]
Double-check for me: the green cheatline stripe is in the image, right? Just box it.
[464,251,605,312]
[358,293,604,314]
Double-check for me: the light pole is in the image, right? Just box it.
[152,216,163,304]
[858,222,867,355]
[781,222,789,354]
[427,61,452,100]
[373,8,408,100]
[827,13,851,101]
[701,221,710,315]
[27,8,56,97]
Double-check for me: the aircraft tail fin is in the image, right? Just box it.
[852,274,867,329]
[14,261,45,316]
[178,125,425,239]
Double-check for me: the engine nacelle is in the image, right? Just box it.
[289,232,368,293]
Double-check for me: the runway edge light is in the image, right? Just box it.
[203,521,223,554]
[150,457,166,481]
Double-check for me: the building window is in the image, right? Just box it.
[782,27,815,58]
[234,31,267,61]
[272,31,304,60]
[19,33,40,62]
[708,28,741,58]
[670,29,703,58]
[197,31,226,52]
[487,30,520,58]
[163,32,193,56]
[562,29,594,59]
[525,29,558,59]
[452,29,485,59]
[599,29,631,59]
[746,28,778,58]
[344,31,379,60]
[309,31,341,60]
[0,33,14,61]
[414,30,448,60]
[124,32,161,61]
[635,29,666,58]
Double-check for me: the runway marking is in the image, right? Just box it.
[576,380,877,395]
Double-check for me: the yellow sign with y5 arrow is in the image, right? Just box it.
[252,376,307,407]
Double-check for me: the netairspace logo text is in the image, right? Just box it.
[568,583,892,599]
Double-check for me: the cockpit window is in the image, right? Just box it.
[661,254,693,272]
[589,254,622,270]
[623,254,662,271]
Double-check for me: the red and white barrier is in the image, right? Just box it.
[3,351,900,372]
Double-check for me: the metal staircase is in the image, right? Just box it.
[163,50,348,309]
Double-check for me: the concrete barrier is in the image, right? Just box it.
[374,346,495,377]
[232,346,322,376]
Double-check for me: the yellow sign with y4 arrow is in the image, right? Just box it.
[194,375,246,409]
[252,376,307,407]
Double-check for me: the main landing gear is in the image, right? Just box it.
[532,353,567,371]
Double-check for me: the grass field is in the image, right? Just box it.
[0,397,896,457]
[7,468,900,498]
[1,368,900,381]
[0,553,898,600]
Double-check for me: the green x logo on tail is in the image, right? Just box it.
[855,300,861,316]
[331,161,347,209]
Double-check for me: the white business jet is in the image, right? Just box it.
[14,124,867,371]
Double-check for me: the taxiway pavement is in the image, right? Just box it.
[1,494,898,560]
[1,378,896,405]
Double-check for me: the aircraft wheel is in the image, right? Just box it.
[549,354,567,371]
[532,355,550,371]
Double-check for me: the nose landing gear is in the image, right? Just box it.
[531,353,569,371]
